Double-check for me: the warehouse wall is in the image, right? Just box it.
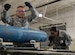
[47,6,75,38]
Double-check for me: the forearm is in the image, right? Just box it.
[1,10,8,23]
[28,7,39,22]
[65,33,72,46]
[1,10,12,24]
[30,7,39,17]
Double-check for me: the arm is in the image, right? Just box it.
[1,4,13,25]
[1,10,13,25]
[64,32,72,46]
[1,10,7,23]
[48,36,54,46]
[25,2,39,22]
[27,7,39,22]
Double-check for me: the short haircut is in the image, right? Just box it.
[17,6,24,9]
[50,27,59,32]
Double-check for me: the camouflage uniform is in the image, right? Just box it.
[1,8,39,28]
[49,30,72,49]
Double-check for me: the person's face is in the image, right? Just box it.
[16,7,25,18]
[50,31,58,37]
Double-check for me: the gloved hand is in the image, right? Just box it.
[25,2,32,8]
[48,43,51,46]
[4,4,11,11]
[60,40,66,46]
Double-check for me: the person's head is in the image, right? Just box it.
[50,27,59,37]
[16,6,25,18]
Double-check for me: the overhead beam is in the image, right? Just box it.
[36,0,61,8]
[25,0,61,12]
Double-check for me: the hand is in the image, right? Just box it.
[60,40,66,46]
[60,40,64,43]
[25,2,32,8]
[48,43,51,46]
[4,4,11,11]
[48,43,53,46]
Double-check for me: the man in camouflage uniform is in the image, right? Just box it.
[48,27,72,49]
[1,2,39,28]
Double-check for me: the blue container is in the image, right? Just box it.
[0,25,47,43]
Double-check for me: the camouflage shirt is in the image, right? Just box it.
[1,8,39,28]
[49,30,72,49]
